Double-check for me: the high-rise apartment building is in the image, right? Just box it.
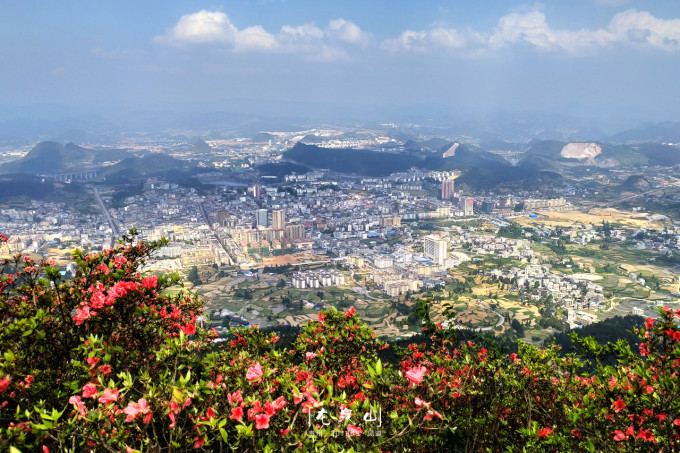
[441,179,455,201]
[423,235,447,265]
[272,210,285,230]
[285,224,305,239]
[255,209,269,227]
[461,197,474,216]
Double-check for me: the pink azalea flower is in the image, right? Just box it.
[180,323,196,335]
[347,425,362,436]
[345,306,356,317]
[0,376,10,393]
[82,383,97,398]
[230,406,244,422]
[255,413,270,429]
[123,398,150,422]
[142,275,158,289]
[613,398,626,413]
[405,366,427,385]
[272,396,287,411]
[74,306,94,325]
[538,427,554,438]
[246,362,264,382]
[98,387,119,404]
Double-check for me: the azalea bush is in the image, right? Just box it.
[1,230,680,452]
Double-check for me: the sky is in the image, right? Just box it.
[1,0,680,124]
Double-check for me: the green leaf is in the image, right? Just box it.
[219,427,228,442]
[10,446,22,453]
[375,359,382,376]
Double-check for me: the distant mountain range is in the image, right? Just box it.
[524,140,680,167]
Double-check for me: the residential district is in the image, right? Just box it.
[2,130,679,341]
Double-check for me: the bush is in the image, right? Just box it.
[2,231,680,451]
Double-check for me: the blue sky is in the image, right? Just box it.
[2,0,680,122]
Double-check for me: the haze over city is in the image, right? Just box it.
[2,0,680,129]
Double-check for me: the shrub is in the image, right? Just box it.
[2,231,680,451]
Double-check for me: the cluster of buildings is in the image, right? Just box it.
[291,270,345,289]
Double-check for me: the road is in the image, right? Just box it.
[92,186,120,246]
[197,202,232,259]
[605,181,680,206]
[443,302,505,332]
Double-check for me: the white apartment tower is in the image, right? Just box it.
[423,235,447,265]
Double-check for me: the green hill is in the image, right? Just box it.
[102,154,198,183]
[0,141,131,174]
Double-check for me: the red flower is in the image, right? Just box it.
[347,425,362,436]
[613,398,626,413]
[180,323,196,335]
[345,306,356,317]
[255,413,271,429]
[405,366,427,385]
[74,306,94,325]
[640,343,650,357]
[98,387,119,404]
[636,429,656,442]
[82,383,97,398]
[280,427,290,436]
[228,391,243,405]
[246,362,264,382]
[123,398,150,422]
[613,430,626,441]
[538,427,554,438]
[0,376,10,393]
[86,356,100,368]
[231,406,244,422]
[645,317,655,330]
[98,365,112,375]
[510,353,519,363]
[318,313,326,324]
[608,376,617,389]
[272,396,286,411]
[142,275,158,289]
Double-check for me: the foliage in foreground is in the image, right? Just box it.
[1,232,680,452]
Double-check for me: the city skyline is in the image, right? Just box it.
[1,1,680,125]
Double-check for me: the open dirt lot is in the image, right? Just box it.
[514,208,661,229]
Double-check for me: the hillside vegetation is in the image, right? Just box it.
[2,231,680,451]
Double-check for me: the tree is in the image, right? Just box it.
[187,265,202,285]
[276,278,286,288]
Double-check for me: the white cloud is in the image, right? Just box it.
[609,9,680,51]
[279,23,324,43]
[155,10,277,52]
[326,19,372,46]
[155,12,360,60]
[156,8,680,59]
[235,26,279,52]
[382,28,465,52]
[154,10,237,45]
[382,30,428,52]
[383,9,680,55]
[488,11,613,53]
